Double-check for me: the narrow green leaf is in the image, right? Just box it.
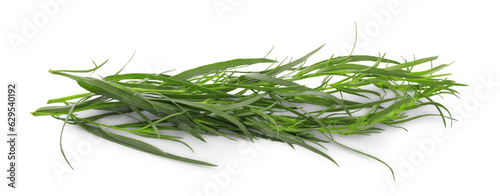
[73,119,216,166]
[385,56,438,71]
[171,58,276,80]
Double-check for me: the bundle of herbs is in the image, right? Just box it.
[32,45,465,179]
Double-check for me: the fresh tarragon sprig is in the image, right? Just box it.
[32,45,465,180]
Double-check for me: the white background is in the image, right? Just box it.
[1,0,500,195]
